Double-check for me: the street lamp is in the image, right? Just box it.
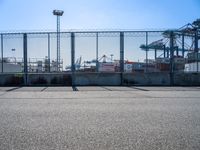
[53,9,64,71]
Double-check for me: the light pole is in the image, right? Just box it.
[53,9,64,72]
[11,48,16,63]
[110,54,114,62]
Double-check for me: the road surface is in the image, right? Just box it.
[0,86,200,150]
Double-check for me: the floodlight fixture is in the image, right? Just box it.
[53,10,64,16]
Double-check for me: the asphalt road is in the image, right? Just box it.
[0,86,200,150]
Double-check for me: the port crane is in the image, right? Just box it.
[140,19,200,59]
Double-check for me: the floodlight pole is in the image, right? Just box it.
[53,10,64,72]
[57,15,61,72]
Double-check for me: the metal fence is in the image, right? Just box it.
[0,30,199,85]
[1,31,199,73]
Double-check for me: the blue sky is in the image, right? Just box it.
[0,0,199,69]
[0,0,199,31]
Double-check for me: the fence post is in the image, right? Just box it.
[71,32,76,87]
[155,49,157,59]
[163,45,166,58]
[23,33,28,85]
[120,32,124,85]
[170,31,174,86]
[182,34,185,57]
[96,32,99,72]
[145,32,148,72]
[167,46,169,58]
[48,33,51,72]
[194,30,199,72]
[1,34,3,73]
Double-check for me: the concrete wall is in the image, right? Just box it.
[27,73,72,86]
[0,72,200,86]
[174,72,200,86]
[123,72,170,85]
[0,74,24,86]
[0,73,72,86]
[74,73,121,86]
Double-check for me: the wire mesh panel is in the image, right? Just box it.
[74,33,96,72]
[147,32,169,73]
[0,35,2,73]
[173,33,188,73]
[98,32,120,72]
[27,34,48,73]
[50,33,58,72]
[124,32,147,73]
[2,34,23,73]
[60,33,71,72]
[182,34,199,73]
[50,33,71,72]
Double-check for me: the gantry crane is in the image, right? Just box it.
[140,19,200,60]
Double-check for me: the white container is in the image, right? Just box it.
[184,62,200,72]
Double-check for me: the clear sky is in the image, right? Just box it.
[0,0,199,70]
[0,0,199,31]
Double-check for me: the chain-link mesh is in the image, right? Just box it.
[0,31,199,76]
